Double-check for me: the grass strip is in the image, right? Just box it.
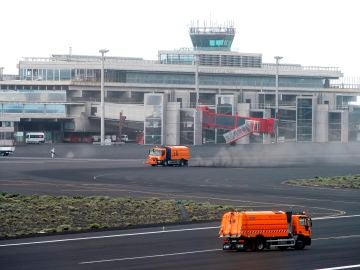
[286,175,360,189]
[0,192,239,239]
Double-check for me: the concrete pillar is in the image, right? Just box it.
[165,102,180,145]
[315,104,329,142]
[236,103,250,144]
[341,110,349,143]
[174,91,191,108]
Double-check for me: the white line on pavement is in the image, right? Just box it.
[314,264,360,270]
[0,226,218,247]
[78,235,360,265]
[313,235,360,241]
[1,214,359,248]
[312,214,360,220]
[79,248,221,264]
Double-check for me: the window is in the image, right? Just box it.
[3,104,23,113]
[23,104,45,113]
[45,104,65,114]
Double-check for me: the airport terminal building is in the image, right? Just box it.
[1,25,360,145]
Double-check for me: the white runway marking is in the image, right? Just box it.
[0,226,218,247]
[1,214,359,248]
[312,214,360,220]
[78,234,360,265]
[313,235,360,241]
[79,248,221,264]
[314,264,360,270]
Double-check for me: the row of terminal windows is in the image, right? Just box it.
[159,53,261,67]
[0,104,65,114]
[18,68,326,88]
[0,85,68,90]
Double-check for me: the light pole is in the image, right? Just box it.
[99,49,109,145]
[274,56,282,142]
[193,51,201,145]
[195,52,199,107]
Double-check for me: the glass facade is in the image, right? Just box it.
[20,68,71,81]
[278,108,296,140]
[336,95,356,109]
[144,94,164,145]
[0,103,65,114]
[216,95,234,143]
[297,98,313,142]
[19,66,326,89]
[0,91,66,103]
[349,108,360,141]
[180,109,194,145]
[328,112,342,141]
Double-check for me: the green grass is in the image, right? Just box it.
[0,192,239,239]
[286,175,360,189]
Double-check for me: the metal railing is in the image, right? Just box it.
[262,63,340,72]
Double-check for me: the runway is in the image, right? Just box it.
[0,143,360,269]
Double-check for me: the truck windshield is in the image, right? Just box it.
[299,217,306,226]
[299,217,311,227]
[149,149,163,156]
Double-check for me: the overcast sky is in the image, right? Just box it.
[1,0,359,78]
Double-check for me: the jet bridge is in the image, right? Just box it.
[199,106,275,144]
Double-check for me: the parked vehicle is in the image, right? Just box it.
[219,210,312,251]
[0,132,15,156]
[146,145,190,166]
[120,134,128,142]
[25,132,45,144]
[0,126,15,156]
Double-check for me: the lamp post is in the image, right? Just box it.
[274,56,282,142]
[194,51,201,145]
[194,51,199,107]
[99,49,109,145]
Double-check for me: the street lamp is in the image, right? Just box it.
[99,49,109,145]
[274,56,282,142]
[194,52,199,107]
[193,51,201,145]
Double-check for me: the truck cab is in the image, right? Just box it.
[292,214,312,238]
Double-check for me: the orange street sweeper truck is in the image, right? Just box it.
[219,210,312,251]
[146,145,190,167]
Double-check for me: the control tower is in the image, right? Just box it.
[189,23,235,51]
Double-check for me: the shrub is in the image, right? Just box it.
[89,223,100,229]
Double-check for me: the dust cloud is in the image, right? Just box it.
[191,143,360,167]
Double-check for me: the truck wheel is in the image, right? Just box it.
[163,161,168,166]
[180,160,185,167]
[246,239,256,251]
[255,237,265,251]
[295,237,305,250]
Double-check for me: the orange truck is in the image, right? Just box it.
[219,211,312,251]
[146,145,190,167]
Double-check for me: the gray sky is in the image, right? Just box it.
[1,0,359,78]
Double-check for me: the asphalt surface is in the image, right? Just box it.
[1,143,360,270]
